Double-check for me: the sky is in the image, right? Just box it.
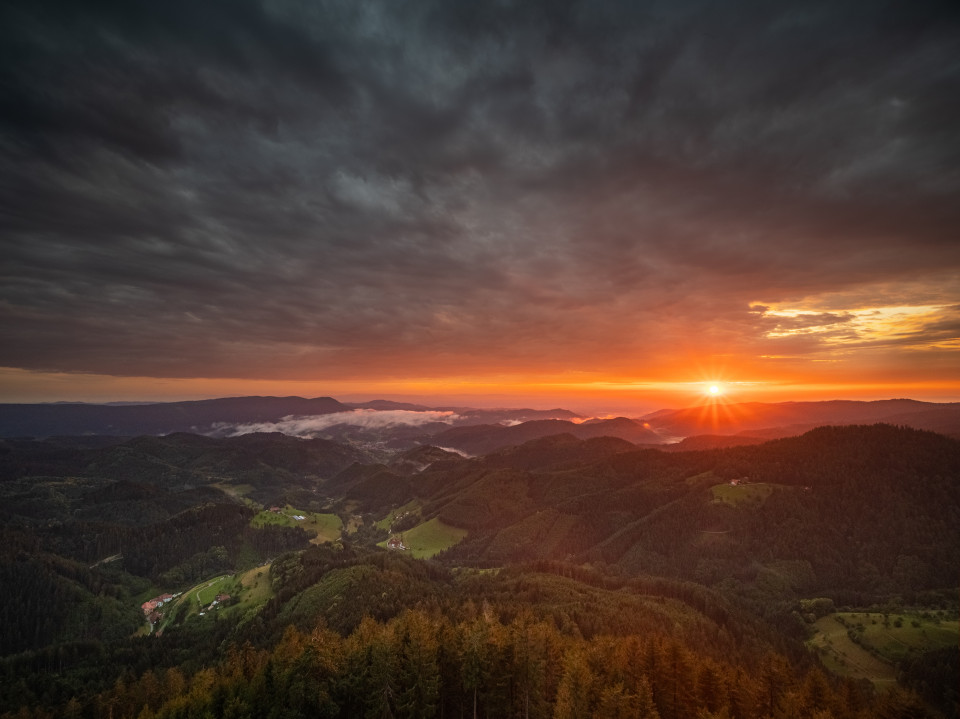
[2,0,959,412]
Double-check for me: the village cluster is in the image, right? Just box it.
[386,510,412,551]
[386,535,408,551]
[140,592,181,625]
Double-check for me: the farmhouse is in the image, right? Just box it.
[142,593,178,615]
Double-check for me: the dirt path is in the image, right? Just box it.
[89,553,122,568]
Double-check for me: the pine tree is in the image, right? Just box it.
[798,669,835,718]
[460,619,487,719]
[594,682,638,719]
[654,639,695,719]
[509,612,553,719]
[394,611,440,719]
[758,653,791,718]
[632,676,661,719]
[553,648,594,719]
[696,662,727,715]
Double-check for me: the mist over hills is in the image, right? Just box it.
[4,395,960,450]
[0,395,589,444]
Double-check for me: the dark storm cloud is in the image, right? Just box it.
[1,0,959,379]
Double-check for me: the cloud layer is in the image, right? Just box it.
[1,0,958,392]
[216,409,459,438]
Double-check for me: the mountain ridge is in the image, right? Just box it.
[0,395,349,438]
[642,398,960,439]
[3,396,960,448]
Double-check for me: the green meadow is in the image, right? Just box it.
[404,518,467,558]
[381,517,468,559]
[236,564,274,610]
[195,575,233,606]
[808,610,958,689]
[710,481,775,506]
[251,505,343,544]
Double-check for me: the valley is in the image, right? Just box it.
[0,396,958,718]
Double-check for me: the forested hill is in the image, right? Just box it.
[0,431,374,505]
[1,423,957,717]
[425,424,960,599]
[5,545,940,719]
[642,399,960,439]
[3,424,957,598]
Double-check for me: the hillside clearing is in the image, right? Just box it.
[237,565,274,609]
[808,610,958,689]
[710,482,775,506]
[196,575,233,606]
[808,615,897,689]
[830,611,958,662]
[251,505,343,544]
[383,517,467,559]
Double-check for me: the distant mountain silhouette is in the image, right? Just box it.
[0,396,349,438]
[644,399,960,439]
[456,408,584,423]
[344,399,438,411]
[5,395,960,447]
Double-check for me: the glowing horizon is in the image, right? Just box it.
[2,366,958,417]
[1,3,957,414]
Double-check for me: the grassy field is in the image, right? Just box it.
[833,611,957,662]
[710,482,774,506]
[808,610,958,689]
[237,564,274,609]
[344,514,364,534]
[308,513,343,543]
[808,614,898,689]
[251,505,343,544]
[196,575,233,606]
[384,517,468,559]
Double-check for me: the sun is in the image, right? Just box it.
[707,384,722,397]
